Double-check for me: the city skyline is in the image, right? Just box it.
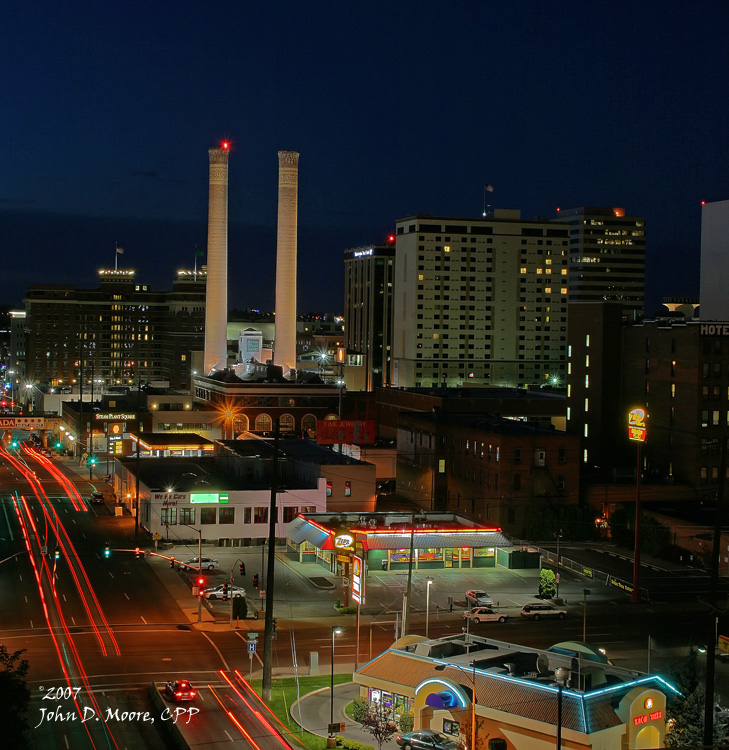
[1,1,727,312]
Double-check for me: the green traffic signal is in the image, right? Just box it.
[103,542,111,559]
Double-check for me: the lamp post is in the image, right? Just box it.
[425,578,434,637]
[329,626,343,745]
[582,588,591,642]
[555,530,563,599]
[435,661,476,750]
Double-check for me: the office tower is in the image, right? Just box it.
[343,243,395,390]
[203,144,230,375]
[699,198,729,320]
[555,206,646,317]
[274,150,299,372]
[565,301,626,469]
[392,211,569,389]
[24,271,205,390]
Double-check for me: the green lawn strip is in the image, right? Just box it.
[250,674,353,750]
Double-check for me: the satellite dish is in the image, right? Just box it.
[536,654,550,676]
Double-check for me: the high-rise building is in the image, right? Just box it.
[555,206,646,317]
[391,211,570,389]
[343,243,395,391]
[565,301,627,470]
[699,198,729,321]
[24,270,205,390]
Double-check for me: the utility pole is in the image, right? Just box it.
[704,436,727,746]
[402,517,415,636]
[262,419,280,701]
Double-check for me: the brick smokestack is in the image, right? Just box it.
[274,150,299,372]
[203,145,230,374]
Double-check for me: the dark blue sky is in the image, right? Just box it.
[1,1,727,313]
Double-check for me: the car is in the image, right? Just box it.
[521,602,567,620]
[465,589,493,607]
[164,679,196,702]
[183,556,218,571]
[463,607,507,624]
[396,730,460,750]
[90,491,104,504]
[204,584,246,600]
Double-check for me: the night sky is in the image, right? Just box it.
[1,1,727,314]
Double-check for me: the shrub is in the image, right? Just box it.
[351,696,370,724]
[539,569,557,598]
[399,712,414,733]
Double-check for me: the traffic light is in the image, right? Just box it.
[135,547,140,559]
[55,441,62,449]
[103,542,110,559]
[272,618,277,639]
[252,573,259,589]
[170,556,175,568]
[197,576,205,595]
[222,583,228,601]
[239,562,246,577]
[54,545,60,560]
[88,455,97,466]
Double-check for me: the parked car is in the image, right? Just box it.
[90,491,104,504]
[183,556,218,571]
[204,584,246,600]
[521,602,567,620]
[164,680,196,702]
[463,607,507,624]
[396,730,460,750]
[465,589,493,607]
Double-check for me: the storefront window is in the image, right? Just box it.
[419,548,443,562]
[474,547,495,557]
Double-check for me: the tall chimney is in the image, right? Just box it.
[274,150,299,372]
[203,144,230,374]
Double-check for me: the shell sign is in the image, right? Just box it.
[628,408,646,442]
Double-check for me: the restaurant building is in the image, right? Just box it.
[353,634,676,749]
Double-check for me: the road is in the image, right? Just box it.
[2,443,729,748]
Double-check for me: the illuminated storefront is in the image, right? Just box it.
[353,635,677,750]
[285,512,513,579]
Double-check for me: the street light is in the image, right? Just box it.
[425,578,434,637]
[555,530,563,599]
[330,626,343,739]
[435,661,476,750]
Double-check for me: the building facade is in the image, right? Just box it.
[622,318,729,495]
[392,212,570,389]
[396,413,581,537]
[24,270,205,391]
[556,206,646,317]
[344,244,395,391]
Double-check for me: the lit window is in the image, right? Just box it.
[567,384,571,397]
[537,268,543,275]
[583,449,588,463]
[561,287,568,294]
[546,259,552,265]
[418,274,424,281]
[561,269,567,275]
[444,246,450,252]
[585,335,590,346]
[345,481,351,497]
[438,459,445,473]
[567,406,571,420]
[568,363,572,374]
[545,288,551,293]
[672,384,676,398]
[585,355,590,367]
[520,267,527,274]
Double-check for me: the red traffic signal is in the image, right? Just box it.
[135,547,140,559]
[170,556,175,568]
[239,563,246,576]
[252,573,259,589]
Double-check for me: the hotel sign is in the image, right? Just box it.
[701,324,729,336]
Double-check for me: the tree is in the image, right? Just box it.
[0,645,30,750]
[456,710,490,750]
[539,569,556,599]
[359,703,399,750]
[665,647,729,747]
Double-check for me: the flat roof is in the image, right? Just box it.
[130,433,214,448]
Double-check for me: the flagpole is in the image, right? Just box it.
[115,243,118,271]
[194,245,198,281]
